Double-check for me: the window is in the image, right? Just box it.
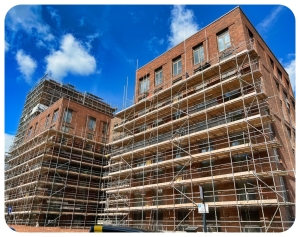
[153,153,163,163]
[139,124,146,133]
[88,117,96,130]
[241,209,261,232]
[248,28,254,40]
[227,111,243,123]
[236,181,257,201]
[87,132,94,140]
[232,153,249,163]
[175,210,189,231]
[87,143,94,151]
[175,186,188,204]
[291,100,295,109]
[285,78,290,88]
[217,30,231,52]
[136,160,145,167]
[153,118,163,127]
[277,67,282,80]
[133,211,144,221]
[34,122,38,134]
[52,109,59,123]
[153,189,164,205]
[275,80,279,91]
[27,126,33,138]
[172,110,182,120]
[45,114,50,128]
[193,45,204,65]
[286,126,291,138]
[204,182,218,202]
[200,140,214,153]
[152,210,163,228]
[206,210,221,232]
[174,147,183,158]
[61,125,69,133]
[231,133,247,146]
[133,193,144,207]
[63,109,73,123]
[102,122,109,135]
[139,75,149,94]
[155,68,163,86]
[269,57,274,71]
[224,89,240,101]
[283,91,289,110]
[173,57,182,76]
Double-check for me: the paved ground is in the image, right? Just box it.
[7,225,89,232]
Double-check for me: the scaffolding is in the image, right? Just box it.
[9,76,115,151]
[100,39,295,232]
[5,79,116,229]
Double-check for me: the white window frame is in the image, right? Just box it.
[27,127,33,138]
[139,76,149,94]
[155,69,163,86]
[63,109,73,123]
[217,30,231,52]
[61,125,69,133]
[52,110,59,123]
[173,58,182,76]
[102,122,109,135]
[88,117,96,130]
[193,45,204,65]
[44,114,50,128]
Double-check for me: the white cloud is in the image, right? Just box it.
[256,6,284,34]
[167,5,199,49]
[47,6,61,28]
[5,134,15,153]
[283,59,295,94]
[15,50,37,84]
[6,5,52,41]
[85,33,100,51]
[45,34,97,80]
[5,40,10,52]
[79,17,85,27]
[36,39,46,48]
[147,36,164,53]
[44,34,55,42]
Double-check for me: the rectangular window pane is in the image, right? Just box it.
[194,51,199,64]
[218,30,231,52]
[178,60,182,74]
[52,110,59,123]
[102,122,109,134]
[139,76,149,94]
[218,37,224,52]
[225,33,230,45]
[173,58,182,76]
[45,114,50,128]
[193,46,204,65]
[63,109,73,123]
[27,127,33,138]
[62,125,69,133]
[88,117,96,130]
[173,63,177,75]
[155,70,163,86]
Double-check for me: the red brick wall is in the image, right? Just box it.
[25,98,113,143]
[135,8,247,102]
[239,9,295,208]
[133,6,295,212]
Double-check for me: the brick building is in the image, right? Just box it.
[104,7,295,232]
[5,77,116,227]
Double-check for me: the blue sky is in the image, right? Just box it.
[2,4,296,153]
